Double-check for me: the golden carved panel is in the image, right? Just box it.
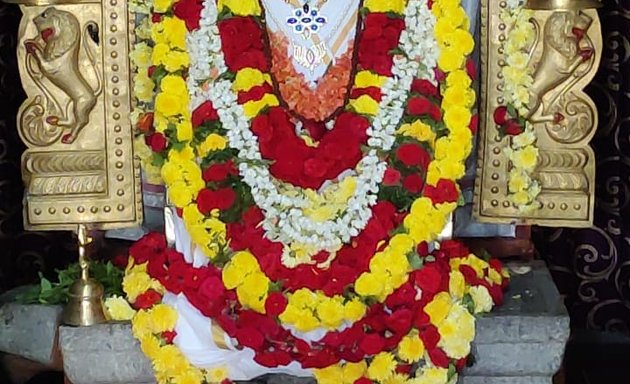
[12,0,141,230]
[473,0,601,227]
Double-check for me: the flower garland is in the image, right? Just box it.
[184,0,436,252]
[123,0,511,383]
[125,233,509,384]
[129,0,163,184]
[494,0,541,212]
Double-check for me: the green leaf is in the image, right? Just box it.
[462,293,475,313]
[40,277,52,292]
[408,253,424,270]
[447,364,457,380]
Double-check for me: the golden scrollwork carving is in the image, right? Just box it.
[10,0,142,231]
[473,0,602,227]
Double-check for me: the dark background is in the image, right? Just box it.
[0,1,629,383]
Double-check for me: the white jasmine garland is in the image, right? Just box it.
[186,0,438,251]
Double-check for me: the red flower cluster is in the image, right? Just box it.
[251,108,369,189]
[192,101,219,128]
[407,96,442,121]
[218,17,269,72]
[493,106,524,136]
[358,14,405,76]
[173,0,204,31]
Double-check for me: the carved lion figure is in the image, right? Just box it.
[24,7,101,144]
[527,10,594,123]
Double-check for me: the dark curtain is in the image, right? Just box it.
[535,0,630,332]
[0,4,74,294]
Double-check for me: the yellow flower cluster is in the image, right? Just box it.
[364,0,406,13]
[129,7,161,184]
[148,5,230,260]
[279,289,367,332]
[104,295,136,320]
[222,251,271,313]
[397,120,437,148]
[425,293,475,359]
[432,0,473,72]
[397,331,426,363]
[231,68,280,118]
[152,18,190,72]
[125,266,229,384]
[404,198,457,244]
[302,177,357,222]
[500,4,541,212]
[314,361,367,384]
[218,0,261,16]
[426,0,475,186]
[123,262,164,303]
[355,233,414,300]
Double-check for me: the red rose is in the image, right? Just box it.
[198,275,226,302]
[493,106,509,125]
[402,173,424,194]
[192,101,219,128]
[504,119,524,135]
[264,292,288,317]
[386,282,415,309]
[136,112,154,134]
[434,67,446,82]
[412,264,442,294]
[218,17,268,72]
[133,289,162,309]
[470,113,479,134]
[147,133,167,152]
[411,79,439,97]
[255,350,293,367]
[130,232,167,263]
[420,325,440,349]
[417,241,429,256]
[407,96,442,121]
[383,168,401,186]
[387,308,413,335]
[111,254,129,269]
[196,188,237,214]
[424,179,459,204]
[396,143,430,169]
[466,57,477,80]
[238,83,274,104]
[236,327,265,350]
[173,0,203,31]
[428,348,450,368]
[151,13,162,23]
[456,357,468,371]
[162,330,177,344]
[440,239,469,258]
[359,333,386,355]
[203,161,237,182]
[396,365,413,375]
[459,264,480,285]
[350,86,383,102]
[355,378,372,384]
[303,157,330,178]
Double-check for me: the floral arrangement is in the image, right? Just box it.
[494,0,541,212]
[122,0,510,383]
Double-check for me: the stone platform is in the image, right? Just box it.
[0,261,568,384]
